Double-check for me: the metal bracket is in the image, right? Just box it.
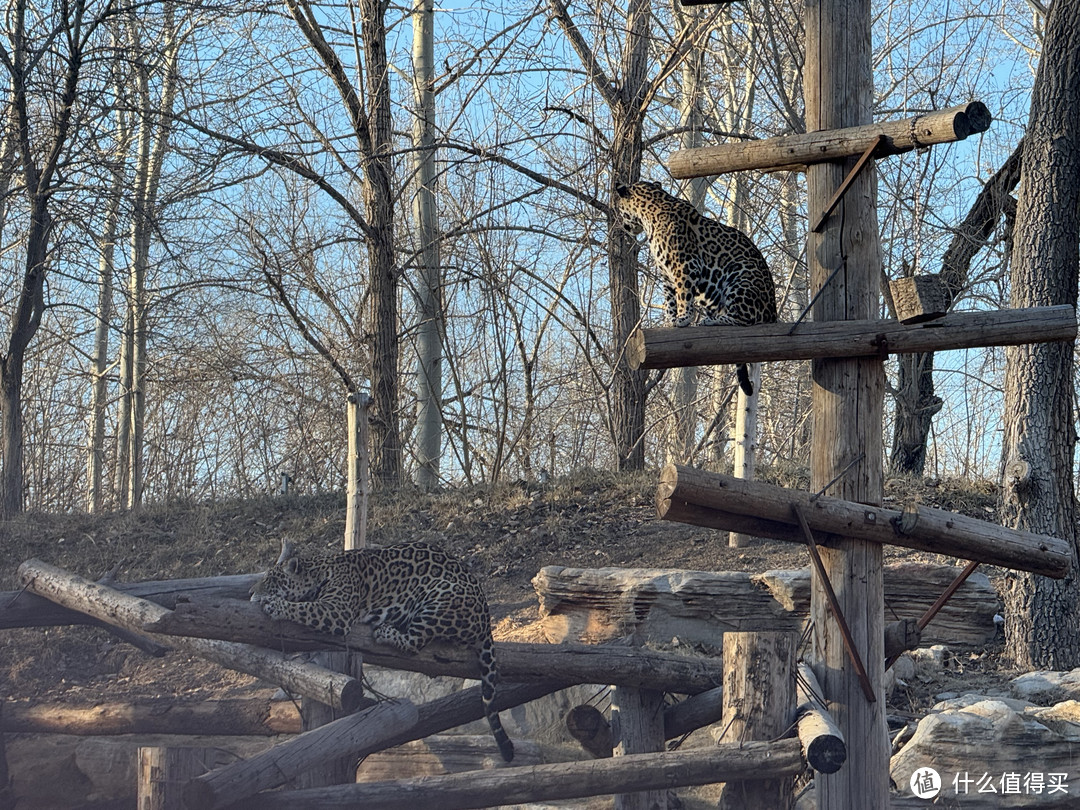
[792,504,877,704]
[811,134,887,233]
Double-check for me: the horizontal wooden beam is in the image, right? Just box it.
[629,306,1076,370]
[668,101,991,177]
[656,465,1071,578]
[145,596,724,694]
[227,739,806,810]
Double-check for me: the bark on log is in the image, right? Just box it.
[890,276,949,324]
[668,102,990,177]
[663,686,725,740]
[228,739,806,810]
[536,563,997,649]
[355,735,545,781]
[714,632,797,809]
[629,306,1076,370]
[566,705,613,758]
[185,699,419,810]
[795,662,846,774]
[0,573,260,629]
[0,697,301,736]
[146,597,724,694]
[611,686,667,810]
[138,746,238,810]
[657,464,1071,577]
[16,559,365,712]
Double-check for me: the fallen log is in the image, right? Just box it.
[356,736,545,781]
[536,563,998,649]
[16,559,365,713]
[0,573,260,630]
[657,464,1071,578]
[185,699,419,810]
[228,738,806,810]
[0,697,300,736]
[145,597,724,694]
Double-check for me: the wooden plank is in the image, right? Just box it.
[668,101,990,177]
[628,305,1077,370]
[656,464,1071,578]
[146,596,725,694]
[226,739,806,810]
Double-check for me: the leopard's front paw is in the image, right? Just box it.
[256,595,291,623]
[673,314,693,327]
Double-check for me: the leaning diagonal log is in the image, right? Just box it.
[16,559,365,712]
[657,465,1071,578]
[185,699,419,810]
[146,597,724,694]
[0,573,261,629]
[227,739,806,810]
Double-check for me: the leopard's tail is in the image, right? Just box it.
[737,363,755,397]
[479,635,514,762]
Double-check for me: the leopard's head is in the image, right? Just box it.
[613,180,678,235]
[251,539,330,603]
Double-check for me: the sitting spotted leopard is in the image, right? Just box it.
[251,539,514,762]
[613,180,778,396]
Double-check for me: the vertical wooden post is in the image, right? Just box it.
[138,746,235,810]
[729,363,761,547]
[611,686,669,810]
[298,651,367,788]
[345,392,372,551]
[804,0,888,806]
[714,631,797,809]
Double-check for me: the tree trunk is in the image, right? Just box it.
[607,0,650,472]
[890,141,1023,475]
[358,0,403,489]
[412,0,442,491]
[999,0,1080,670]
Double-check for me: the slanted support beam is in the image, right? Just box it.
[655,464,1071,578]
[668,101,990,178]
[629,306,1076,370]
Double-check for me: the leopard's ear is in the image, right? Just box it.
[614,181,630,198]
[276,537,297,565]
[285,557,303,574]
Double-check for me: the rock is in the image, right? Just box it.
[891,698,1080,806]
[1011,669,1080,705]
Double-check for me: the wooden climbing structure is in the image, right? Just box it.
[631,0,1075,806]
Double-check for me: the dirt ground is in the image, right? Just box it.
[0,468,1018,716]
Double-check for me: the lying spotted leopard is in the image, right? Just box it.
[614,179,778,396]
[251,539,514,762]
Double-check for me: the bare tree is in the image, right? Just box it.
[0,0,116,517]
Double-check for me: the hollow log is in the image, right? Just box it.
[0,697,301,736]
[629,306,1076,370]
[16,559,365,712]
[185,699,419,810]
[656,465,1071,577]
[146,597,724,694]
[668,102,990,177]
[566,705,612,758]
[228,739,806,810]
[795,662,846,774]
[0,573,261,630]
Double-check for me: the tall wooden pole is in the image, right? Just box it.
[803,0,888,805]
